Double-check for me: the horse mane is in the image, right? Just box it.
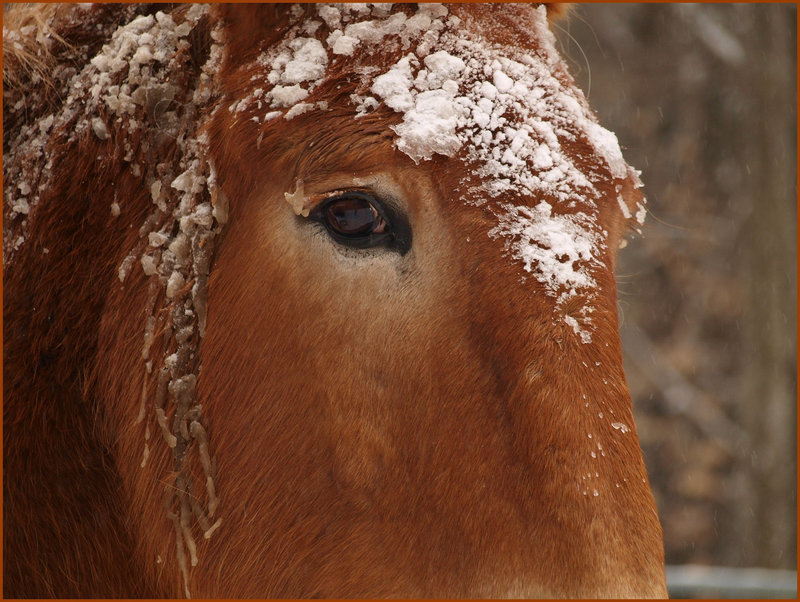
[4,4,221,595]
[3,4,66,89]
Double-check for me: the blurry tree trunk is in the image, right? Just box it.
[735,7,797,569]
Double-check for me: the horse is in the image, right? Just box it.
[3,3,666,598]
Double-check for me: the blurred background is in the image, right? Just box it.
[554,4,796,598]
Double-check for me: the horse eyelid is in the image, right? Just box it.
[301,188,379,215]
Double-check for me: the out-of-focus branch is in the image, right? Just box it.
[622,323,750,455]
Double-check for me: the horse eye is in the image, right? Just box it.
[309,190,411,255]
[324,195,387,237]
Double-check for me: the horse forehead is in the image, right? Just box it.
[225,3,643,304]
[234,4,640,210]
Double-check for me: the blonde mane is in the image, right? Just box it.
[3,4,69,91]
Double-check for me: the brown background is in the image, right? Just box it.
[555,3,797,571]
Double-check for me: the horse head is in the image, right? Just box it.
[3,4,665,597]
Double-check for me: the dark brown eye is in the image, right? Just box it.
[324,195,387,237]
[307,189,412,255]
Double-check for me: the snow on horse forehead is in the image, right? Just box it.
[3,3,665,598]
